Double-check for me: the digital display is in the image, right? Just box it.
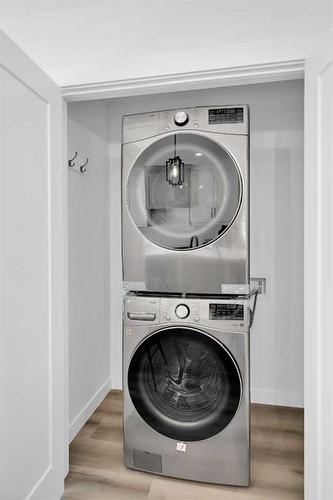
[209,303,244,320]
[209,107,244,124]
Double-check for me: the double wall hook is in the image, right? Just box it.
[68,152,89,174]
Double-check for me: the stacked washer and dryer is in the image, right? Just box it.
[121,105,252,486]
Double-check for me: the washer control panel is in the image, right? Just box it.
[124,295,250,331]
[160,297,249,331]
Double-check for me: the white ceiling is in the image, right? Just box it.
[0,0,331,87]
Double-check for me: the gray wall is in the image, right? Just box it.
[109,79,304,406]
[68,101,111,441]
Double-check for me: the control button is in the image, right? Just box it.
[164,125,170,131]
[175,304,190,319]
[194,315,200,323]
[165,314,171,321]
[193,122,199,128]
[174,111,189,127]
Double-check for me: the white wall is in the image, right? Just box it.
[109,79,304,407]
[68,101,111,441]
[0,1,331,86]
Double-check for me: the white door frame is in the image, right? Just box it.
[0,28,67,500]
[62,59,304,101]
[63,56,311,490]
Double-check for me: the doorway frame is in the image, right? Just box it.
[62,60,304,101]
[63,56,312,492]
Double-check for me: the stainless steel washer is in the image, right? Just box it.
[122,105,249,295]
[123,294,250,486]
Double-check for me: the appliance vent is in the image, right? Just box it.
[133,449,162,473]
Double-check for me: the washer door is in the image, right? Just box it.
[128,327,242,442]
[126,133,242,250]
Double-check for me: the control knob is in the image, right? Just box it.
[175,304,190,319]
[174,111,189,127]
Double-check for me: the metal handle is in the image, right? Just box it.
[127,312,156,321]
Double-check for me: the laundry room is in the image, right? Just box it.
[2,0,333,498]
[67,78,304,496]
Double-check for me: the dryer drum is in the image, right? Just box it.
[128,328,242,441]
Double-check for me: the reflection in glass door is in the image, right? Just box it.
[126,133,242,250]
[128,328,242,441]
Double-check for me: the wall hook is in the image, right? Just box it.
[80,158,89,173]
[68,152,78,167]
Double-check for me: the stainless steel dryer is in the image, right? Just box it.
[123,294,250,486]
[122,105,249,295]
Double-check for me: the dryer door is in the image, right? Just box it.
[126,133,242,250]
[128,327,242,441]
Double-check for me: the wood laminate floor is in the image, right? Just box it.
[65,391,304,500]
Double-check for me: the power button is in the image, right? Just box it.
[174,111,189,127]
[175,304,190,319]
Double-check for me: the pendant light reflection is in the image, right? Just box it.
[166,156,185,186]
[166,134,185,186]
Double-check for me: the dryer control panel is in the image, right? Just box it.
[122,105,249,143]
[158,105,248,137]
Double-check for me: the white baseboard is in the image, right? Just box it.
[111,374,122,390]
[251,387,304,408]
[69,378,111,443]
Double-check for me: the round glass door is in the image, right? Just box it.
[128,328,242,441]
[126,133,242,250]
